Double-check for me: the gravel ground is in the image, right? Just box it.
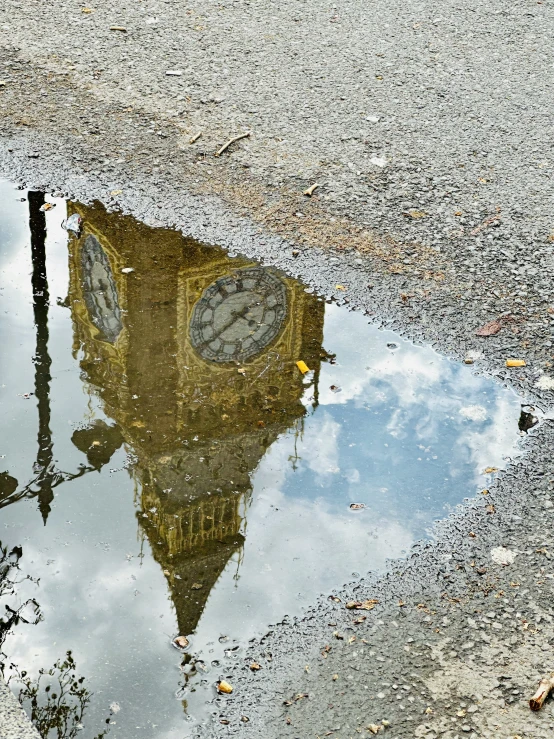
[0,680,39,739]
[1,0,554,736]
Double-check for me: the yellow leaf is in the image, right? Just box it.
[296,360,310,375]
[335,284,346,291]
[506,358,526,367]
[81,6,94,12]
[111,189,123,196]
[217,680,233,694]
[483,467,498,474]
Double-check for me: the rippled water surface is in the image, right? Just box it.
[0,180,525,736]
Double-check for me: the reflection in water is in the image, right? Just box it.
[9,652,114,739]
[0,183,525,736]
[67,202,324,643]
[0,541,41,666]
[29,191,54,523]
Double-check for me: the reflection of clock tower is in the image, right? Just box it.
[67,201,324,638]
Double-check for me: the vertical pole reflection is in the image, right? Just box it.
[28,191,54,524]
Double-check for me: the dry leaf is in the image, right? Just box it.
[483,466,498,474]
[506,358,526,367]
[172,635,189,650]
[475,319,502,336]
[111,189,123,196]
[368,725,382,735]
[345,599,379,611]
[250,662,261,671]
[405,209,426,219]
[191,582,203,590]
[335,284,346,291]
[353,615,366,624]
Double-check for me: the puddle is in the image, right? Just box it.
[0,180,527,736]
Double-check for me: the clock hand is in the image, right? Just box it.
[195,300,258,350]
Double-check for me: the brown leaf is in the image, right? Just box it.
[475,319,502,336]
[345,599,379,611]
[172,635,189,650]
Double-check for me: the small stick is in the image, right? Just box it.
[530,675,554,711]
[110,26,127,32]
[189,132,202,144]
[303,183,320,197]
[215,132,250,157]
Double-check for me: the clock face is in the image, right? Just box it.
[190,268,287,363]
[81,234,123,344]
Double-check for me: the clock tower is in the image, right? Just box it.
[67,201,325,638]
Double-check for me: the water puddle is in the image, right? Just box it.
[0,180,528,736]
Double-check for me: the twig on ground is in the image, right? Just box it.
[189,132,202,144]
[303,183,320,197]
[215,132,250,157]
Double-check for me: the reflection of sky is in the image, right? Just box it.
[0,180,523,736]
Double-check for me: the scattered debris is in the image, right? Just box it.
[519,408,538,432]
[121,267,135,274]
[303,183,320,197]
[61,213,82,235]
[39,202,54,212]
[217,680,233,694]
[166,70,183,76]
[490,546,516,566]
[191,582,203,590]
[536,375,554,390]
[529,674,554,711]
[329,385,341,393]
[249,663,261,671]
[172,635,190,650]
[296,360,310,374]
[367,724,383,734]
[369,156,387,168]
[506,358,526,368]
[345,599,379,610]
[335,284,346,291]
[470,207,501,235]
[110,26,127,32]
[404,209,427,219]
[189,132,202,144]
[283,693,308,706]
[215,132,250,157]
[349,503,365,510]
[475,319,502,337]
[483,466,498,474]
